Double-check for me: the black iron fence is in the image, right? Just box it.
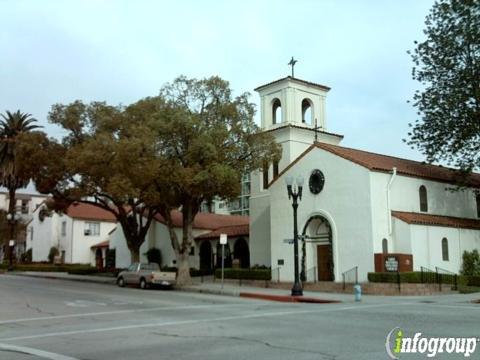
[420,266,457,291]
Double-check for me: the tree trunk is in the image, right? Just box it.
[130,247,140,263]
[176,251,191,286]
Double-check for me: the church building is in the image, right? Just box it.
[249,76,480,282]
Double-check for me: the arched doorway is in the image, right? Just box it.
[233,238,250,268]
[216,243,232,269]
[199,241,213,271]
[302,215,333,281]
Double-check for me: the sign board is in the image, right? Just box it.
[219,233,227,245]
[385,256,399,272]
[8,240,14,247]
[277,259,284,266]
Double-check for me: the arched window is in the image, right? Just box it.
[272,99,282,124]
[441,238,449,261]
[302,99,312,125]
[382,238,388,254]
[419,185,428,212]
[476,194,480,218]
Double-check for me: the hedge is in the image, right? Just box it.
[214,268,271,281]
[0,263,93,273]
[368,272,423,283]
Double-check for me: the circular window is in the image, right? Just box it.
[309,169,325,194]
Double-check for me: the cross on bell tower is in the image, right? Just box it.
[288,57,298,77]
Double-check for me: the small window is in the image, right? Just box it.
[442,238,449,261]
[273,161,279,178]
[189,246,195,256]
[272,99,282,124]
[85,222,100,236]
[382,238,388,254]
[21,200,29,214]
[262,163,269,189]
[476,194,480,218]
[419,185,428,212]
[61,221,67,236]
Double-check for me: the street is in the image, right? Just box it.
[0,275,479,360]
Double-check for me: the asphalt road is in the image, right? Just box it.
[0,275,479,360]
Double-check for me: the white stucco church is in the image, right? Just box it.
[249,76,480,282]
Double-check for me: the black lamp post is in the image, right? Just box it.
[6,211,19,271]
[285,174,304,296]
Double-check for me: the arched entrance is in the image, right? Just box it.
[233,238,250,268]
[302,215,333,281]
[199,241,213,271]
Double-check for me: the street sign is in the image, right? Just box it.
[8,240,14,247]
[220,233,227,245]
[385,256,399,272]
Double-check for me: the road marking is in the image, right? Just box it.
[65,300,108,307]
[0,343,80,360]
[0,303,406,342]
[0,303,258,325]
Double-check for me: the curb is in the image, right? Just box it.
[177,286,241,298]
[239,292,341,303]
[10,272,116,285]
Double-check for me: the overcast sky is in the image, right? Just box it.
[1,0,434,163]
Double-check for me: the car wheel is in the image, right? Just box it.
[139,278,148,290]
[117,277,125,287]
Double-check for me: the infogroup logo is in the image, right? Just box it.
[385,327,479,359]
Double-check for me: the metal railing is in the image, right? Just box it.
[341,266,358,290]
[420,266,458,291]
[305,266,317,283]
[435,267,458,291]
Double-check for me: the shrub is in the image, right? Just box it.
[214,268,271,281]
[67,267,99,275]
[20,248,32,263]
[48,247,59,264]
[368,272,423,283]
[145,248,162,266]
[461,250,480,276]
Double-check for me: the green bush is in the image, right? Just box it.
[461,250,480,276]
[214,268,271,281]
[145,248,162,266]
[20,248,32,263]
[368,272,423,283]
[467,275,480,287]
[67,267,99,275]
[0,263,93,273]
[48,247,59,263]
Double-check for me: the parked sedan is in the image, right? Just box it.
[117,262,176,289]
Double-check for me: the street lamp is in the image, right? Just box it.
[6,212,19,271]
[285,174,304,296]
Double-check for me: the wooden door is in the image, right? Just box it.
[317,245,333,281]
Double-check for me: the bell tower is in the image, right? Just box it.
[255,76,330,131]
[254,76,343,183]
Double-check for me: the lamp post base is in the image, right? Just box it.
[291,283,303,296]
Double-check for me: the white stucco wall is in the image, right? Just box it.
[268,148,374,282]
[28,210,59,262]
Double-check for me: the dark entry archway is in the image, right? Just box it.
[216,243,232,268]
[199,241,213,271]
[233,238,250,268]
[302,215,333,281]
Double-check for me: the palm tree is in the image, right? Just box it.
[0,110,41,268]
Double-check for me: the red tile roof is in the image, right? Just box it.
[91,240,109,249]
[154,210,249,230]
[65,203,117,222]
[392,211,480,230]
[269,142,480,188]
[196,224,249,240]
[254,76,331,92]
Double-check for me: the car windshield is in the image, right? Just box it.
[127,263,138,272]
